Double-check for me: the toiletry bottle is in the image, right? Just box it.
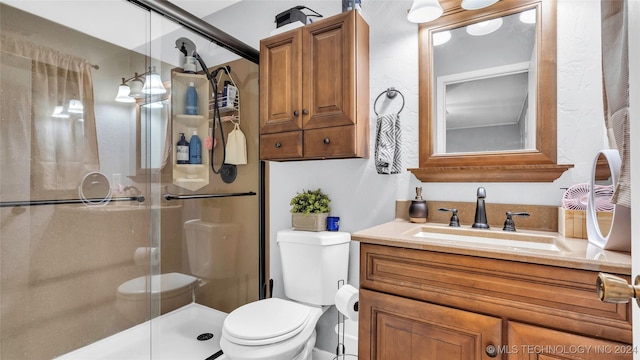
[189,130,202,164]
[409,187,428,223]
[176,132,190,164]
[185,82,198,115]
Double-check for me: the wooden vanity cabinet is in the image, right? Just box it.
[359,243,632,359]
[259,10,369,160]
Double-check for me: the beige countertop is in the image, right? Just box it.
[352,220,631,275]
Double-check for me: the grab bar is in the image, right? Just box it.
[164,191,256,201]
[0,196,145,208]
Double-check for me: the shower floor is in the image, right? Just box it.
[55,303,227,360]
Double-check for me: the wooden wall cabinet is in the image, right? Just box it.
[259,10,369,161]
[359,243,632,359]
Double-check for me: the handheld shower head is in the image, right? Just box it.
[175,37,196,56]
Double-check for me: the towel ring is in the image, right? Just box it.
[374,87,405,116]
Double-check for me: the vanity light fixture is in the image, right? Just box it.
[461,0,499,10]
[115,78,136,103]
[67,98,84,114]
[407,0,443,23]
[466,17,503,36]
[433,30,451,46]
[51,102,69,118]
[115,66,167,103]
[141,66,166,95]
[519,9,536,24]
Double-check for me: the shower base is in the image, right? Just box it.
[55,303,227,360]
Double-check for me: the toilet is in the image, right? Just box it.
[115,219,240,324]
[220,229,350,360]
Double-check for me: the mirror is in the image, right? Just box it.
[433,10,536,154]
[410,0,573,182]
[136,85,170,173]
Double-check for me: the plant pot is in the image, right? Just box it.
[291,213,329,232]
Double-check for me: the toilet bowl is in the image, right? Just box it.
[221,230,350,360]
[115,220,240,323]
[115,272,198,324]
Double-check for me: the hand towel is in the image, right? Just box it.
[374,112,401,174]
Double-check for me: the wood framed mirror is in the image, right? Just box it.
[134,81,171,179]
[409,0,573,182]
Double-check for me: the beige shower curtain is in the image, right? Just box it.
[601,1,631,207]
[1,33,99,195]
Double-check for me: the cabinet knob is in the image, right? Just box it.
[275,142,282,148]
[323,138,330,144]
[596,272,640,306]
[302,108,308,115]
[293,110,299,117]
[485,344,498,358]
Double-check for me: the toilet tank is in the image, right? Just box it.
[184,220,240,279]
[277,229,350,305]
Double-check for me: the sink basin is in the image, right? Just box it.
[407,224,570,253]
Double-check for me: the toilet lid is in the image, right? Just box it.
[223,298,312,346]
[117,273,198,296]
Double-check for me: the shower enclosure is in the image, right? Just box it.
[0,1,263,359]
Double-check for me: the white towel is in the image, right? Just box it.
[374,113,401,174]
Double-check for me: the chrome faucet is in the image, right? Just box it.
[472,187,489,229]
[123,185,141,196]
[123,185,145,202]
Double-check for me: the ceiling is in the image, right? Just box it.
[3,0,242,65]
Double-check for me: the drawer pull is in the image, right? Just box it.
[302,108,308,115]
[485,344,498,358]
[323,138,330,144]
[596,272,640,306]
[275,142,282,148]
[293,110,299,117]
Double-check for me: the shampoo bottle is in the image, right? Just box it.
[176,133,189,164]
[185,82,198,115]
[189,130,202,164]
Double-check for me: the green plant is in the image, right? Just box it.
[290,188,331,214]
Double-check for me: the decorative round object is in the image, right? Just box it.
[586,150,631,251]
[78,171,112,206]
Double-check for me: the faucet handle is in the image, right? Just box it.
[503,212,530,232]
[438,208,460,227]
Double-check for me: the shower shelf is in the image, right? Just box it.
[164,192,256,201]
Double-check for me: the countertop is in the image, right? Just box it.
[352,220,631,275]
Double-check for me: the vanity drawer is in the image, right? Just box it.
[304,125,356,159]
[360,243,631,344]
[260,131,303,160]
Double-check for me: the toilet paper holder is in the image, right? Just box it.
[335,280,358,359]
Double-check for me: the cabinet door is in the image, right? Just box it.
[302,11,357,130]
[507,322,633,360]
[259,29,303,134]
[359,288,502,360]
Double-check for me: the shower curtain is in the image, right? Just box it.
[1,33,99,195]
[600,1,630,207]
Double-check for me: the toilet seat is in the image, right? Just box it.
[220,299,323,360]
[223,298,313,346]
[117,272,198,300]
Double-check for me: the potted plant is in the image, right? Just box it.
[290,188,331,231]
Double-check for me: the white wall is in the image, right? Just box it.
[212,0,607,355]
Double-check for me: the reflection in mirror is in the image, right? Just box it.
[411,0,574,182]
[593,153,614,237]
[137,92,170,171]
[433,10,536,154]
